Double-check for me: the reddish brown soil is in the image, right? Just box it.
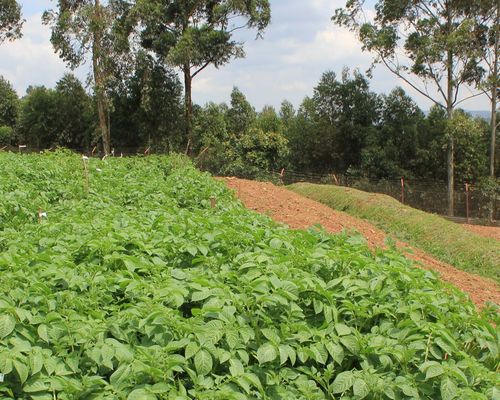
[463,224,500,241]
[222,177,500,308]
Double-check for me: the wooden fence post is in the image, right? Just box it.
[401,177,405,204]
[465,183,470,223]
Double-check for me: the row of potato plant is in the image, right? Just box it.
[0,151,498,399]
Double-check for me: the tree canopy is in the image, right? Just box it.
[0,0,23,43]
[128,0,271,148]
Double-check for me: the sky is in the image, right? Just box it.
[0,0,491,112]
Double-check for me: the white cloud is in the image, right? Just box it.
[0,14,86,96]
[282,26,369,65]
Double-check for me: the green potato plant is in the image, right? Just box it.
[0,151,498,399]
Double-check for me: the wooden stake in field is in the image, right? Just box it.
[82,155,90,194]
[401,177,405,204]
[465,183,470,223]
[331,173,339,186]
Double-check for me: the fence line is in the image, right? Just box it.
[275,169,498,223]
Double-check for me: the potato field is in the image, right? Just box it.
[0,152,498,399]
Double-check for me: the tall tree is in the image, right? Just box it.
[333,0,485,215]
[226,87,256,136]
[16,86,59,149]
[109,52,184,151]
[473,0,499,178]
[0,76,19,128]
[0,75,19,146]
[0,0,23,43]
[43,1,125,155]
[129,0,271,151]
[55,74,95,149]
[313,69,380,172]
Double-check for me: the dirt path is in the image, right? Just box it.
[222,177,500,308]
[462,224,500,241]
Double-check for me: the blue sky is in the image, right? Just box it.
[0,0,490,111]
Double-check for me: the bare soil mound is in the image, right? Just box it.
[221,177,500,308]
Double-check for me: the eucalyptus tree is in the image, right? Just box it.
[128,0,271,151]
[333,0,485,215]
[43,1,127,155]
[472,0,499,178]
[0,0,23,43]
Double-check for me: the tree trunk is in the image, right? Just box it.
[92,0,110,155]
[490,2,499,178]
[491,91,498,178]
[487,1,499,222]
[446,48,455,217]
[184,65,193,154]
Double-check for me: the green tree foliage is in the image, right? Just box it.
[109,52,184,151]
[314,69,379,172]
[129,0,271,147]
[362,87,425,179]
[16,86,59,148]
[226,87,256,136]
[54,74,95,149]
[284,96,333,173]
[43,0,126,155]
[285,70,379,174]
[279,100,295,130]
[16,76,95,149]
[333,0,486,215]
[447,110,489,183]
[413,106,449,180]
[0,76,19,135]
[471,0,500,178]
[193,88,288,177]
[256,105,283,135]
[0,0,22,43]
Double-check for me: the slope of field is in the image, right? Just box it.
[0,152,498,399]
[222,178,500,307]
[289,183,500,284]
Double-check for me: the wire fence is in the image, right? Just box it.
[2,145,498,224]
[274,169,499,223]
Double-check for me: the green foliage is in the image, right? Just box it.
[289,182,500,283]
[16,86,59,148]
[194,88,288,178]
[128,0,271,141]
[0,0,23,43]
[446,111,489,182]
[54,74,95,149]
[15,76,95,150]
[109,52,184,151]
[333,0,484,109]
[132,0,271,72]
[226,87,257,136]
[0,152,498,399]
[361,87,424,179]
[0,76,19,128]
[43,0,128,153]
[0,125,13,145]
[475,176,500,217]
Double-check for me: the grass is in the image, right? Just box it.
[288,182,500,284]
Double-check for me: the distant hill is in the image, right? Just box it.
[466,110,491,120]
[424,110,491,120]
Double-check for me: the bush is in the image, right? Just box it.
[0,125,13,146]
